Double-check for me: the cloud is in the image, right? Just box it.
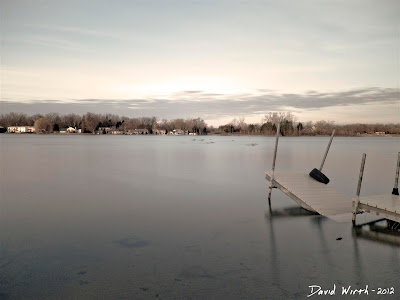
[25,24,124,40]
[1,87,398,123]
[11,35,96,53]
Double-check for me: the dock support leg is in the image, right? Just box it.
[268,123,280,207]
[392,152,400,195]
[319,129,336,171]
[352,153,366,226]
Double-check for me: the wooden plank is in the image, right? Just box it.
[353,153,367,225]
[355,194,400,223]
[265,171,353,222]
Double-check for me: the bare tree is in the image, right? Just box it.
[34,117,52,133]
[83,113,100,134]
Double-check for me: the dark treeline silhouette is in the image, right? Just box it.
[216,112,400,136]
[0,112,399,136]
[0,112,207,134]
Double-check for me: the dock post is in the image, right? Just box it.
[319,129,336,171]
[352,153,366,226]
[268,122,281,207]
[392,152,400,195]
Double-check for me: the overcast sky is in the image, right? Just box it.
[1,0,399,125]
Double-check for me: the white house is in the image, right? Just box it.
[7,126,18,133]
[67,127,77,133]
[111,130,124,135]
[133,129,149,135]
[98,127,111,134]
[171,129,184,135]
[153,129,166,135]
[7,126,36,133]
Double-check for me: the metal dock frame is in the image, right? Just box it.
[352,152,400,226]
[267,122,280,208]
[267,128,336,208]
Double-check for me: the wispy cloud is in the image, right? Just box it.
[1,87,398,123]
[10,35,96,53]
[4,24,125,54]
[25,24,124,40]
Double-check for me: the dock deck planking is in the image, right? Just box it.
[354,194,400,223]
[265,171,353,222]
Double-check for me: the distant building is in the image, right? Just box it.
[171,129,184,135]
[375,132,386,135]
[98,127,111,134]
[67,127,77,133]
[111,130,124,135]
[25,126,36,133]
[7,126,36,133]
[189,132,197,135]
[133,129,149,135]
[59,128,68,133]
[153,129,166,135]
[7,126,18,133]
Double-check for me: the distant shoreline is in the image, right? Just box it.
[2,132,399,137]
[2,112,399,136]
[209,134,400,137]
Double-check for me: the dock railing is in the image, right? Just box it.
[267,122,280,207]
[352,153,366,226]
[319,129,336,171]
[393,152,400,195]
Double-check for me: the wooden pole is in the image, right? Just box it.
[268,122,280,207]
[319,129,336,171]
[352,153,366,226]
[392,152,400,195]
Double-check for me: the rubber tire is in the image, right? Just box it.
[309,168,330,184]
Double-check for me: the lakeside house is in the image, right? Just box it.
[153,129,167,135]
[7,126,36,133]
[168,129,195,135]
[170,129,184,135]
[92,128,197,135]
[1,125,202,135]
[98,127,111,134]
[133,129,149,135]
[111,130,124,135]
[59,127,78,133]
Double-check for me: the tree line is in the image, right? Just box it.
[217,112,400,136]
[0,112,208,134]
[0,112,399,136]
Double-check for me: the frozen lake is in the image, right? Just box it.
[1,135,399,299]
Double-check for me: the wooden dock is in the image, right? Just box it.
[353,194,400,223]
[352,152,400,225]
[265,125,400,225]
[265,170,400,223]
[265,171,353,222]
